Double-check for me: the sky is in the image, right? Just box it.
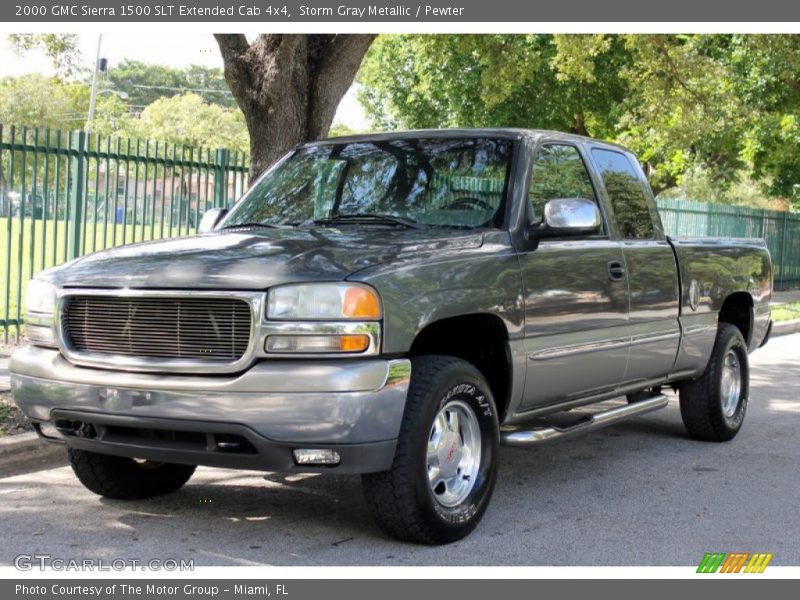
[0,33,370,129]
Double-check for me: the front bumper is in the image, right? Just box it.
[10,346,411,474]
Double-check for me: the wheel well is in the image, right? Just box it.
[718,292,753,346]
[409,314,512,420]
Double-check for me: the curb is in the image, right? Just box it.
[0,431,67,475]
[772,319,800,337]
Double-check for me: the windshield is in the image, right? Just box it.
[220,137,513,229]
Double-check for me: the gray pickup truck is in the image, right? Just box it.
[11,129,772,545]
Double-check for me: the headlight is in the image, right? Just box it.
[266,283,381,321]
[25,279,57,316]
[24,279,58,347]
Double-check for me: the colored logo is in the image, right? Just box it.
[697,552,773,573]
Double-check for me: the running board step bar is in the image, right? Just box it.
[500,394,669,446]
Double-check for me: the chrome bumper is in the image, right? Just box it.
[10,346,411,473]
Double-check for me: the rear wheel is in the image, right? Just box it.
[68,448,195,499]
[362,356,499,545]
[679,323,749,442]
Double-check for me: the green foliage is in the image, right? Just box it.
[358,34,628,137]
[614,35,744,194]
[0,75,246,152]
[528,144,596,220]
[0,74,81,130]
[106,60,235,109]
[0,73,130,136]
[659,165,784,209]
[7,34,83,77]
[358,34,800,208]
[328,122,368,138]
[2,35,244,152]
[772,302,800,322]
[131,93,248,152]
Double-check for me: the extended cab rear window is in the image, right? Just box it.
[591,148,654,239]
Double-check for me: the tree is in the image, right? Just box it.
[328,122,365,138]
[214,34,376,179]
[107,60,236,109]
[0,73,129,134]
[358,34,800,206]
[357,35,629,139]
[610,35,747,194]
[730,35,800,202]
[7,34,83,78]
[132,93,248,152]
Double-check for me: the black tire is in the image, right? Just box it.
[68,448,196,499]
[679,323,749,442]
[362,355,499,545]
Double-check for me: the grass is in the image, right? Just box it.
[1,216,189,340]
[0,402,10,438]
[0,391,30,437]
[772,302,800,322]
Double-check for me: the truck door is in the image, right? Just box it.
[518,142,630,410]
[588,147,681,382]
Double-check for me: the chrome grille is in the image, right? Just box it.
[61,295,252,362]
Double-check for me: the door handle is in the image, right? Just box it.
[608,260,626,281]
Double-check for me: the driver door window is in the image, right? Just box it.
[529,144,599,225]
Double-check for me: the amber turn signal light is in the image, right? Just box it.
[338,334,371,352]
[342,286,381,319]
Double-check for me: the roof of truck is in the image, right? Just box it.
[315,128,633,153]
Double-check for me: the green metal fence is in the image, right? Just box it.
[1,125,248,342]
[656,198,800,290]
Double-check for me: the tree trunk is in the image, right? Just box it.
[215,34,376,182]
[572,109,589,136]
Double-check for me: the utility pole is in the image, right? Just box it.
[86,34,103,134]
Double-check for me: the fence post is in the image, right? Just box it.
[779,210,788,290]
[213,148,230,208]
[68,130,86,261]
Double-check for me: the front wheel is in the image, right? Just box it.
[679,323,749,442]
[362,356,499,545]
[68,448,196,499]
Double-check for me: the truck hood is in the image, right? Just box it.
[40,227,484,290]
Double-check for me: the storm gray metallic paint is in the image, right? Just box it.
[619,240,681,382]
[352,230,525,351]
[11,346,411,445]
[42,410,398,474]
[37,227,488,291]
[11,129,773,462]
[517,239,629,408]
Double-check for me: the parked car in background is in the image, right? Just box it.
[4,191,45,218]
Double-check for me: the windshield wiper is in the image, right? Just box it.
[219,222,283,230]
[314,213,423,229]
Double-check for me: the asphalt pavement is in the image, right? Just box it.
[0,334,798,566]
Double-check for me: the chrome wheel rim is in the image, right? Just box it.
[426,399,481,508]
[721,350,743,418]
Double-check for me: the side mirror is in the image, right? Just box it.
[531,198,602,238]
[197,208,228,234]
